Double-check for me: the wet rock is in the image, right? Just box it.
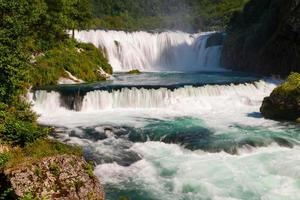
[4,155,105,200]
[206,32,224,48]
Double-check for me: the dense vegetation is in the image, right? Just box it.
[222,0,300,74]
[0,0,111,179]
[32,41,112,87]
[90,0,249,31]
[261,73,300,122]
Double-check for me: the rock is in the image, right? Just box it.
[97,67,111,80]
[260,73,300,121]
[3,155,104,200]
[58,70,84,85]
[206,32,224,48]
[127,69,141,75]
[222,0,300,75]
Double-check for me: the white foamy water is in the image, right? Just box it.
[31,80,281,132]
[32,80,275,112]
[31,79,300,200]
[95,142,300,200]
[74,30,222,71]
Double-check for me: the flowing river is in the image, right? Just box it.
[30,30,300,200]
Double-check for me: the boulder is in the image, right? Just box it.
[3,155,104,200]
[260,73,300,121]
[206,32,224,48]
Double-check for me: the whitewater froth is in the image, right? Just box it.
[74,30,222,71]
[31,80,276,113]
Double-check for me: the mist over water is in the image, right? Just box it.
[74,30,222,71]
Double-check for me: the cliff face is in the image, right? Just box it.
[222,0,300,75]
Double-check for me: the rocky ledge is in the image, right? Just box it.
[2,155,104,200]
[261,73,300,121]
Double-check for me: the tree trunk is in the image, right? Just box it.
[72,29,75,39]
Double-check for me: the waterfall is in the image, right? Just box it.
[74,30,222,72]
[31,81,276,113]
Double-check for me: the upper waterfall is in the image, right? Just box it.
[74,30,222,72]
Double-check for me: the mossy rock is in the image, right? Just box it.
[3,155,104,200]
[127,69,141,75]
[260,73,300,121]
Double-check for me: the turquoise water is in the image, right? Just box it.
[33,72,299,200]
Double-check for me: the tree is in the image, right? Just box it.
[65,0,93,38]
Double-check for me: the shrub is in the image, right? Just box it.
[0,153,10,169]
[0,101,48,146]
[31,40,112,87]
[4,139,82,168]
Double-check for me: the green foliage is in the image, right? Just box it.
[273,73,300,101]
[49,163,60,177]
[84,162,95,178]
[0,102,48,146]
[4,139,82,168]
[18,191,40,200]
[90,0,248,31]
[0,0,95,147]
[31,40,112,87]
[30,0,93,50]
[0,153,10,169]
[0,188,13,200]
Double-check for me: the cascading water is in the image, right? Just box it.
[31,81,274,113]
[74,30,222,71]
[31,29,300,200]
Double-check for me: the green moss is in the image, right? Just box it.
[49,163,60,177]
[272,73,300,101]
[31,40,112,87]
[296,118,300,123]
[0,153,10,169]
[4,139,82,169]
[83,162,95,178]
[74,179,85,190]
[127,69,141,75]
[34,167,43,179]
[260,73,300,121]
[18,191,40,200]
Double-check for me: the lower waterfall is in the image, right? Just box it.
[31,81,276,113]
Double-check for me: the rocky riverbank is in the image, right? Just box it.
[0,140,105,200]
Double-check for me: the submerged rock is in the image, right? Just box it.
[127,69,141,75]
[260,73,300,121]
[3,155,104,200]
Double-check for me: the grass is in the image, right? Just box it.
[30,40,113,87]
[2,139,82,169]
